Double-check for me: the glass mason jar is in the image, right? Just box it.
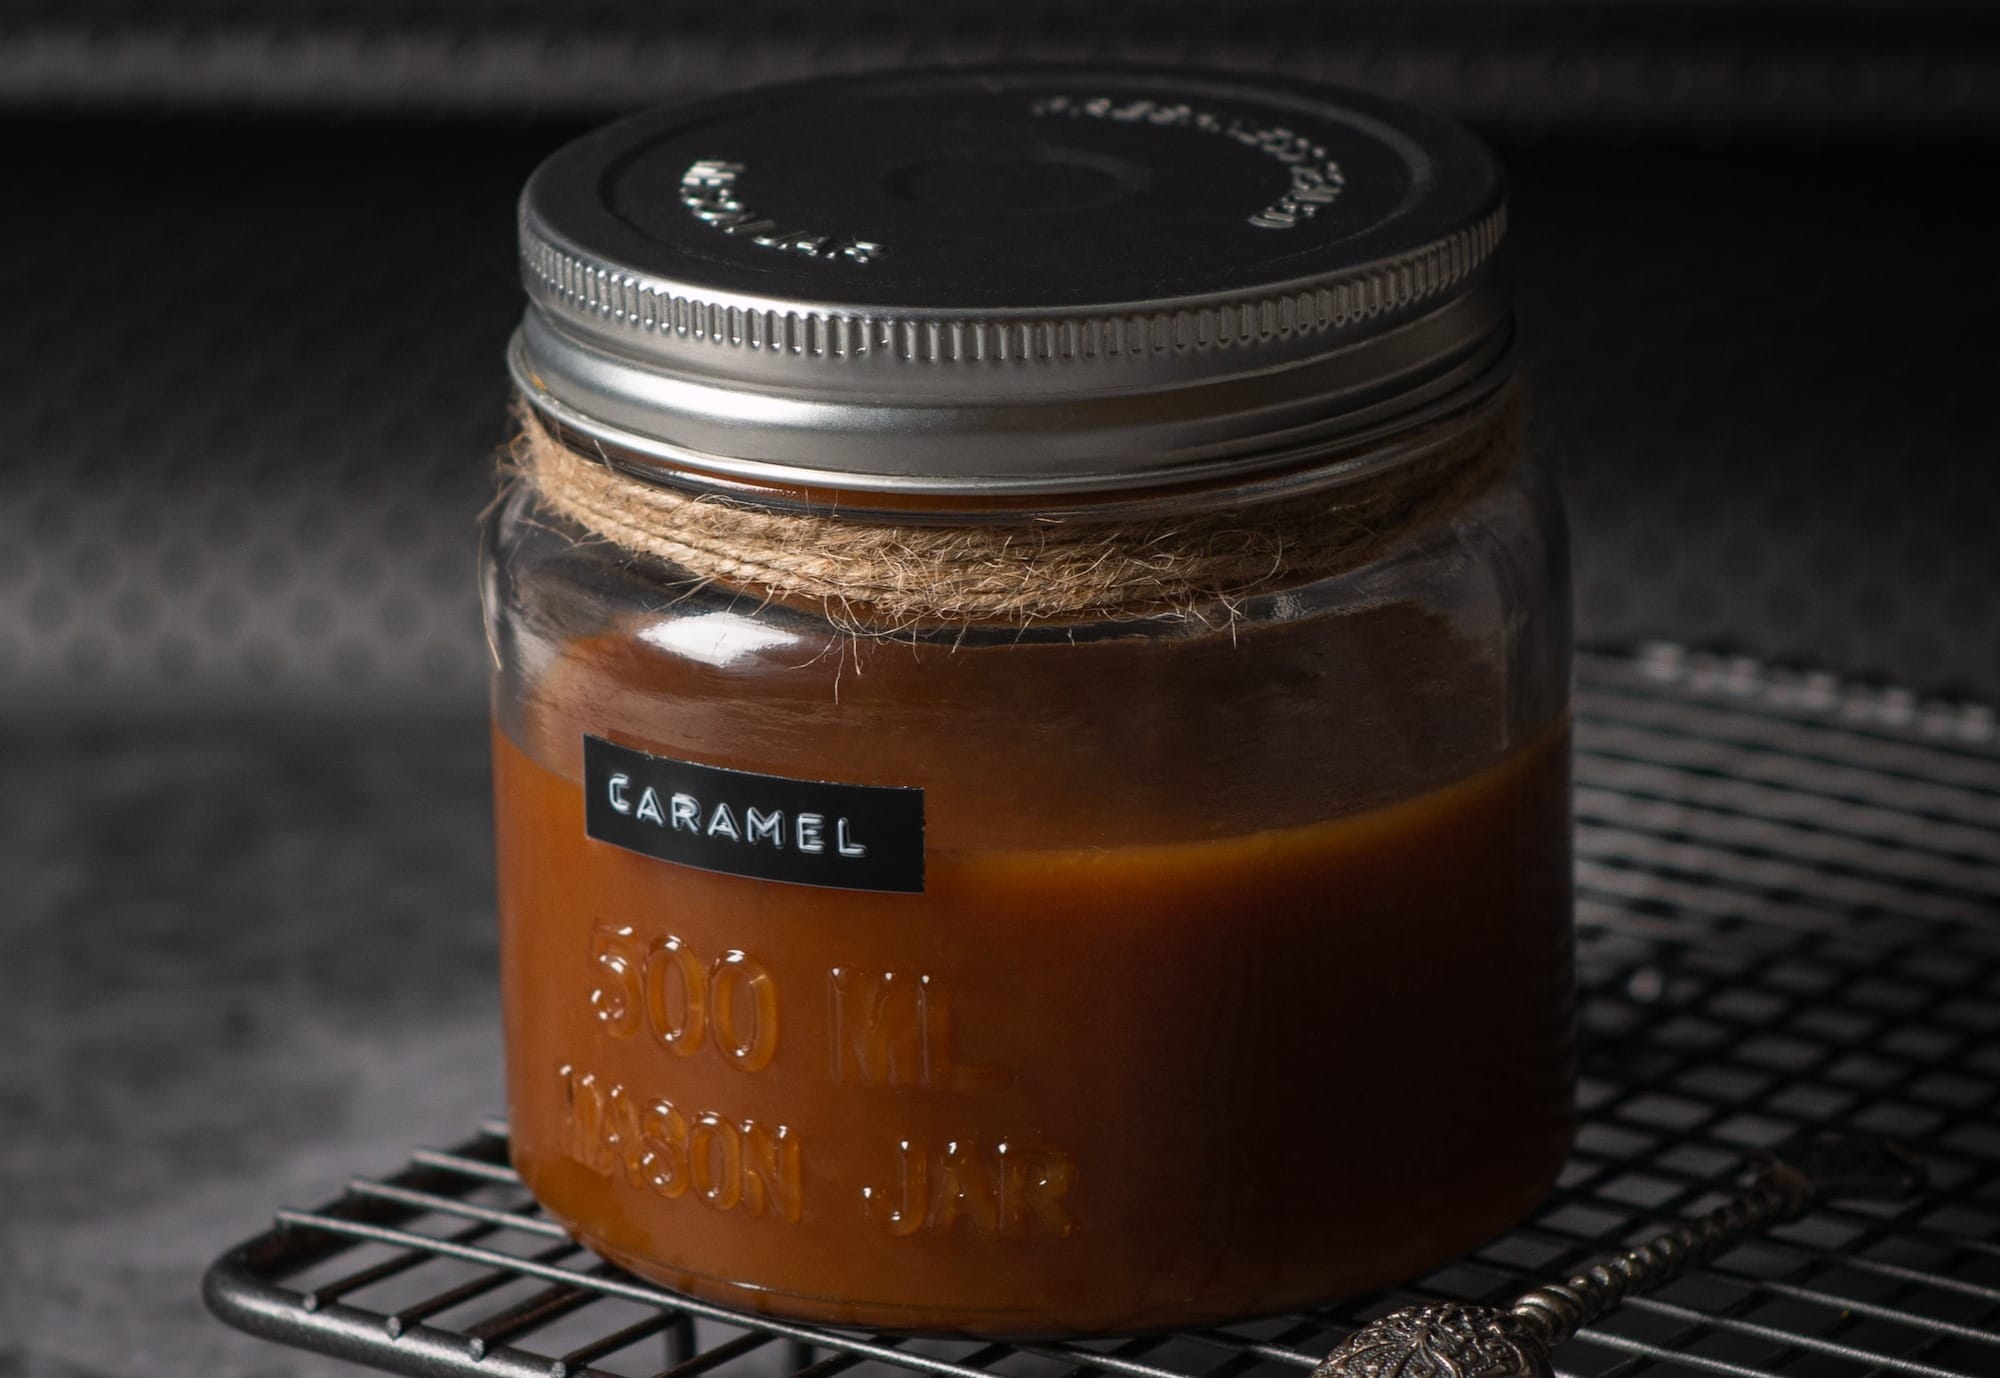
[485,69,1574,1337]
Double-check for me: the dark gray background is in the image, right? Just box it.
[4,6,1999,713]
[2,5,1996,1378]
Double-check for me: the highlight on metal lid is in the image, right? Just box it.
[511,66,1512,498]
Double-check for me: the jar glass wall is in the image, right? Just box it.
[483,428,1575,1334]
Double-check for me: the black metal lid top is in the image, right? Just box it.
[512,67,1511,499]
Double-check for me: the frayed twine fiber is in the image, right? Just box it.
[510,388,1524,628]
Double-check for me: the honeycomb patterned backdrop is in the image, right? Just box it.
[2,3,1997,713]
[5,1,1996,134]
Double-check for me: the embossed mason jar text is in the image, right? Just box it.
[589,923,779,1072]
[558,1065,804,1223]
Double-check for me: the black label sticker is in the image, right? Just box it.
[583,736,925,893]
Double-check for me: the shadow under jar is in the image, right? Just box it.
[485,68,1575,1337]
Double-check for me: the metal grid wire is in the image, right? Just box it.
[205,649,2000,1378]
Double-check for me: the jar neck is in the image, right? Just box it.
[520,357,1519,526]
[506,379,1527,629]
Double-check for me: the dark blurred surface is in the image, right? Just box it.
[2,7,1997,1378]
[0,719,499,1378]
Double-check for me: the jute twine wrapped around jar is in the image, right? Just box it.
[508,387,1525,630]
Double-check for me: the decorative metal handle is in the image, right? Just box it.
[1310,1134,1926,1378]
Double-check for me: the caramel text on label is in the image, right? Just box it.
[606,772,872,858]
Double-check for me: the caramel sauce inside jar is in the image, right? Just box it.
[493,600,1576,1336]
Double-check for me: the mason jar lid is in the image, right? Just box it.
[512,66,1511,500]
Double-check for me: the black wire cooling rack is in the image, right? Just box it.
[205,649,2000,1378]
